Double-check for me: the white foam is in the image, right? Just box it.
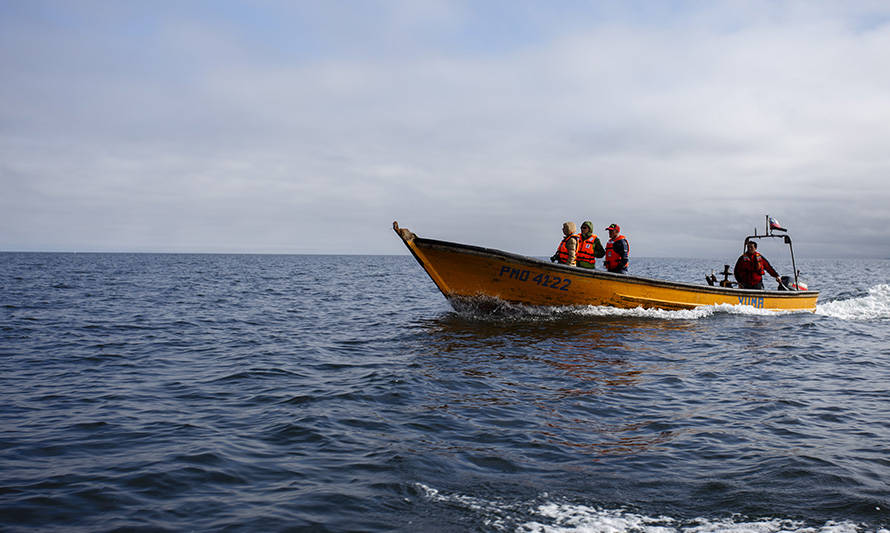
[414,483,513,529]
[816,284,890,321]
[415,483,888,533]
[451,286,890,322]
[452,298,794,321]
[521,504,877,533]
[571,303,789,320]
[521,503,676,532]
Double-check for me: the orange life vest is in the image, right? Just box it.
[556,234,580,264]
[604,235,628,271]
[576,234,600,266]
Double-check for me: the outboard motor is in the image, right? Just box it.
[778,275,808,291]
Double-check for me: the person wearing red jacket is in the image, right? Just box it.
[734,241,781,289]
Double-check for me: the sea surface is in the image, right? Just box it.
[2,252,890,532]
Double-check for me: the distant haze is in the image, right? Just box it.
[2,2,889,258]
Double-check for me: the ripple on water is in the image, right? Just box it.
[3,255,890,531]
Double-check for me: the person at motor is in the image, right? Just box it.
[734,240,781,290]
[576,220,605,269]
[604,223,629,273]
[550,222,580,266]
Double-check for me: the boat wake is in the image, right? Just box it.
[449,285,890,322]
[449,296,801,321]
[415,483,883,533]
[816,284,890,321]
[572,303,789,320]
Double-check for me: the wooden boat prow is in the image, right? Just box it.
[393,221,819,312]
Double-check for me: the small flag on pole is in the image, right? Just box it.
[769,217,787,232]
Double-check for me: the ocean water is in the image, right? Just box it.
[1,252,889,532]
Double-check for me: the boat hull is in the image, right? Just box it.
[394,223,819,312]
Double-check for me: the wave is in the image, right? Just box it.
[451,285,890,322]
[572,302,790,320]
[522,503,883,533]
[450,297,800,321]
[415,483,886,533]
[816,284,890,321]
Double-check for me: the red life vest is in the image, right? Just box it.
[750,252,766,275]
[556,234,580,264]
[604,235,628,271]
[576,234,600,266]
[736,251,770,286]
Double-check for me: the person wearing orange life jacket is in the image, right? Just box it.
[734,240,780,289]
[576,220,605,269]
[604,223,629,273]
[550,222,580,265]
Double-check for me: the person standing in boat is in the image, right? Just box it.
[734,240,781,290]
[550,222,580,265]
[576,221,605,269]
[604,223,629,273]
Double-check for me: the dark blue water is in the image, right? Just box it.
[2,252,889,532]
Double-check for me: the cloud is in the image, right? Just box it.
[2,1,890,257]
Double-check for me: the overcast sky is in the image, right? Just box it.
[2,1,889,258]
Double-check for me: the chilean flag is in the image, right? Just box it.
[769,217,787,231]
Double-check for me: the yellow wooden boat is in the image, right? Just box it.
[393,221,819,312]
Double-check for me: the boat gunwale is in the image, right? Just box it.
[414,236,819,300]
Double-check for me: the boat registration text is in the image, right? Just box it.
[498,265,571,291]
